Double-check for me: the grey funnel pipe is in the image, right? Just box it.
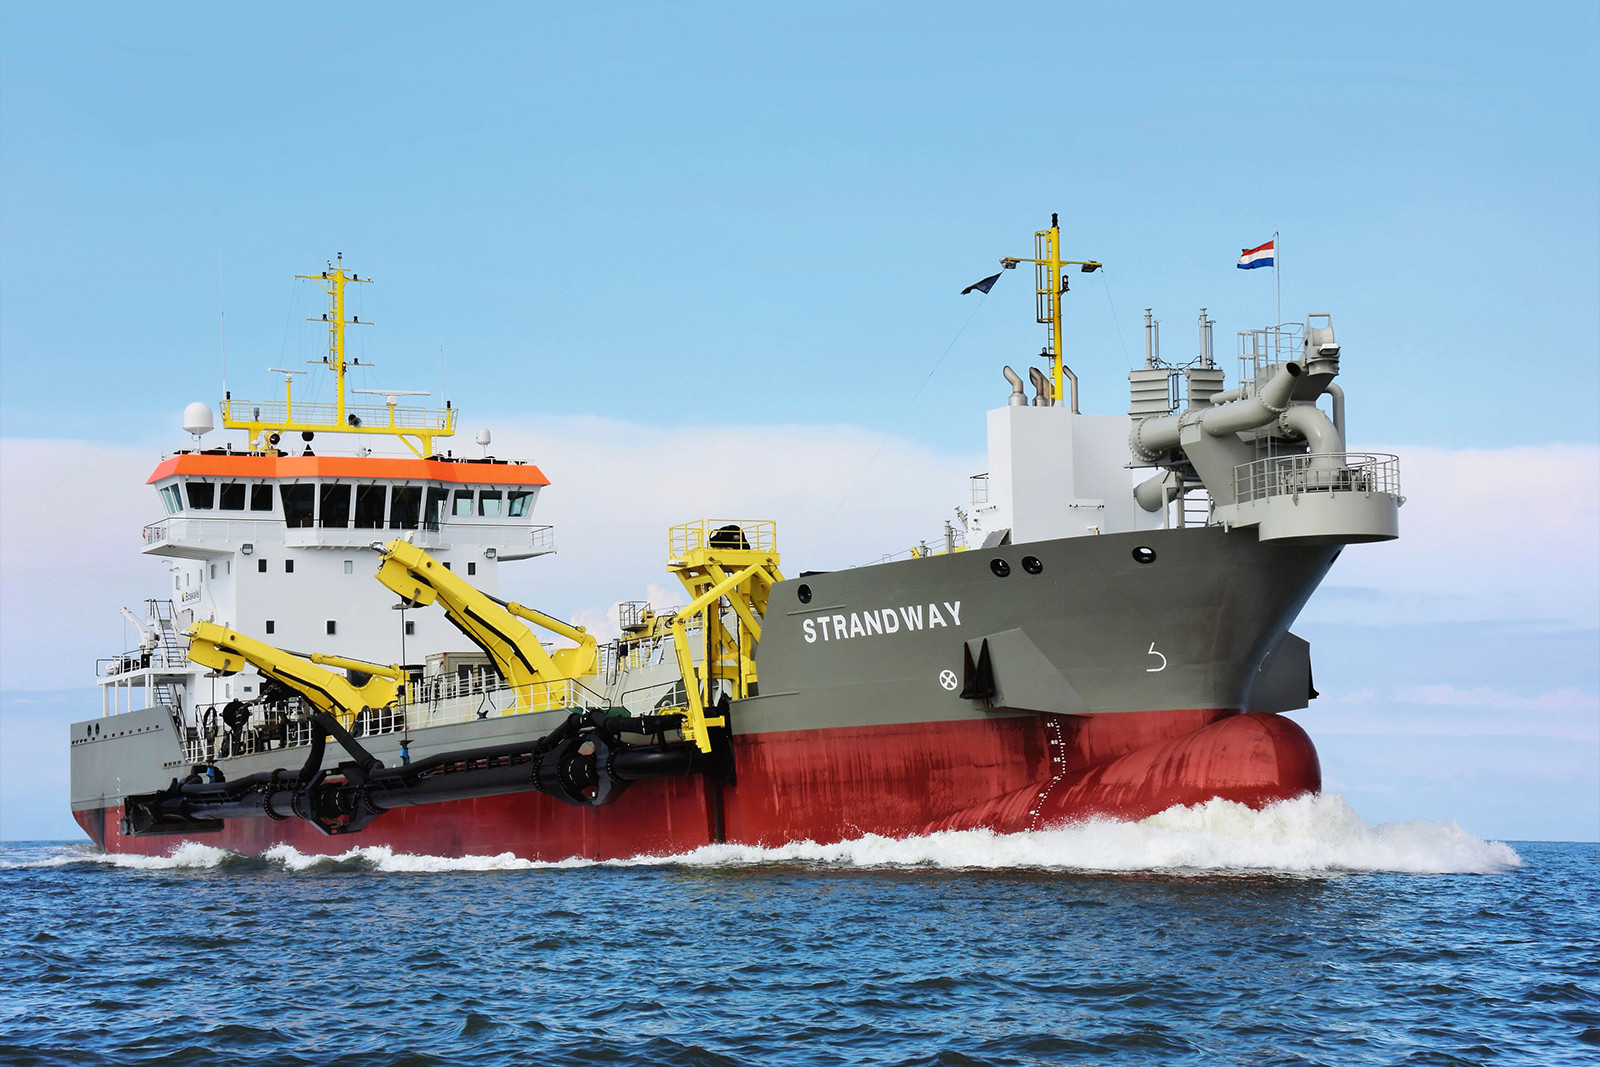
[1027,367,1052,406]
[1002,366,1027,406]
[1132,361,1302,461]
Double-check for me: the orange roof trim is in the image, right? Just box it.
[147,453,551,487]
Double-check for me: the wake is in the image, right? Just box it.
[4,794,1522,876]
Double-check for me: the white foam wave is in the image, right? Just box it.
[5,795,1522,875]
[2,840,237,870]
[258,842,576,873]
[634,794,1520,875]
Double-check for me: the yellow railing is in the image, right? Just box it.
[222,398,457,433]
[668,519,777,559]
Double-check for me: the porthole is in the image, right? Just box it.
[1132,546,1157,564]
[797,583,812,604]
[990,558,1011,577]
[1021,555,1043,575]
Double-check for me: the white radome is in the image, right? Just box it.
[182,402,215,438]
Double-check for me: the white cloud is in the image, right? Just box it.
[482,416,982,634]
[1388,683,1597,713]
[0,423,982,683]
[2,430,1593,705]
[1308,444,1600,628]
[1337,682,1598,713]
[0,439,172,690]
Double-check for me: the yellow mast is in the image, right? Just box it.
[299,253,368,429]
[220,256,458,457]
[1001,214,1101,412]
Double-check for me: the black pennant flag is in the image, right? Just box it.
[961,272,1002,295]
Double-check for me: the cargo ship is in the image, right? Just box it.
[70,220,1401,860]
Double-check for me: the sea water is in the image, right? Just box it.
[1,795,1594,1066]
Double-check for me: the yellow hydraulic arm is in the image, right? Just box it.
[185,620,406,730]
[373,539,596,713]
[666,561,778,752]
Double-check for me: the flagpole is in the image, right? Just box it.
[1274,230,1281,327]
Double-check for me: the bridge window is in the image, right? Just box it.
[354,484,387,529]
[507,490,533,517]
[390,486,421,529]
[265,620,275,635]
[159,485,182,514]
[185,481,214,510]
[250,485,274,512]
[451,490,474,517]
[467,561,477,576]
[320,483,351,528]
[478,490,503,517]
[219,484,246,511]
[326,620,337,635]
[424,488,447,530]
[281,485,314,528]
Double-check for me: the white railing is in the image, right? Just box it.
[97,650,187,677]
[1234,452,1401,504]
[142,517,275,548]
[143,516,554,555]
[1237,324,1304,383]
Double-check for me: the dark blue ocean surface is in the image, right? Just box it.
[1,798,1595,1066]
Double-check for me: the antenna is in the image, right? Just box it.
[353,389,430,404]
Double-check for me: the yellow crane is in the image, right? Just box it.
[185,620,406,730]
[373,539,596,714]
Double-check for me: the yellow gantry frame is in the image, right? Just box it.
[1001,217,1101,413]
[372,538,596,714]
[665,521,782,753]
[185,620,406,731]
[220,256,458,457]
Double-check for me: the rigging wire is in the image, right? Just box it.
[277,277,297,363]
[822,292,989,527]
[1099,270,1134,370]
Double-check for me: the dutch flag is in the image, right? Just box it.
[1237,240,1275,270]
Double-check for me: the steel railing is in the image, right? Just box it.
[190,676,613,763]
[1234,452,1401,504]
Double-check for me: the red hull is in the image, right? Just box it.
[78,710,1320,860]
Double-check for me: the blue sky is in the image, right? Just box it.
[1,3,1596,841]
